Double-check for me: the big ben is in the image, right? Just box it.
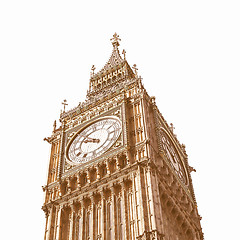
[42,33,203,240]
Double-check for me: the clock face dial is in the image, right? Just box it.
[160,130,188,185]
[67,117,122,164]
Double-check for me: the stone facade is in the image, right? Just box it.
[42,33,203,240]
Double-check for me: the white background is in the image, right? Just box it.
[1,1,239,239]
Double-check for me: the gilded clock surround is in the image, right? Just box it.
[66,116,122,166]
[42,33,203,240]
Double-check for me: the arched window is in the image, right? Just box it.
[128,193,135,240]
[94,204,101,239]
[106,202,111,240]
[59,208,70,240]
[82,208,90,240]
[116,199,122,240]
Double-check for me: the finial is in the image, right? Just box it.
[189,166,196,173]
[53,120,56,132]
[132,64,138,75]
[62,99,68,112]
[122,49,126,60]
[151,96,156,104]
[170,123,175,132]
[138,76,143,89]
[110,33,121,47]
[91,65,96,77]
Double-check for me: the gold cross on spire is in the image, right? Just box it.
[110,33,121,47]
[62,99,68,112]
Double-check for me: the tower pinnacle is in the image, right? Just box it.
[110,33,121,47]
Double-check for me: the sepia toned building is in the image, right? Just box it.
[42,33,203,240]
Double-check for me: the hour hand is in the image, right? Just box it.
[83,137,100,143]
[76,151,82,156]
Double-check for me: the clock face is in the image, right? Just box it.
[160,129,188,185]
[67,117,122,164]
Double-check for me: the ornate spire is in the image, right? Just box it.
[87,33,135,96]
[94,33,125,76]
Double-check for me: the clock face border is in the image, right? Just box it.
[159,127,189,186]
[65,116,122,166]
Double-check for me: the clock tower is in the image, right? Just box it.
[42,33,203,240]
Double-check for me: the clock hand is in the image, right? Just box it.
[76,151,82,156]
[83,137,100,143]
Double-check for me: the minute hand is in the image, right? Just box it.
[83,137,100,143]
